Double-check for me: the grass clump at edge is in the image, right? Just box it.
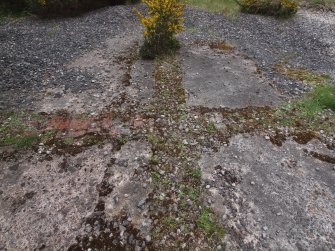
[184,0,241,16]
[197,207,225,238]
[275,84,335,130]
[297,84,335,115]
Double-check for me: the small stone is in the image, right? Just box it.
[206,185,210,189]
[137,198,146,209]
[265,135,270,140]
[145,235,151,242]
[263,226,268,231]
[250,181,255,185]
[125,194,129,198]
[217,245,222,250]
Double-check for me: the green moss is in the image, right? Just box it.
[275,84,335,131]
[191,168,202,179]
[16,134,39,148]
[275,64,332,84]
[208,121,216,133]
[197,207,225,238]
[184,0,240,17]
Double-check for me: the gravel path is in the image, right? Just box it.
[1,5,335,111]
[0,6,140,110]
[181,7,335,95]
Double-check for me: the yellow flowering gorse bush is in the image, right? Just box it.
[134,0,185,58]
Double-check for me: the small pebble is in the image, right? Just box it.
[145,235,151,242]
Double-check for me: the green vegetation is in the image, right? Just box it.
[0,0,134,18]
[16,135,39,148]
[184,0,299,16]
[135,0,184,59]
[237,0,298,16]
[191,168,202,179]
[197,207,225,238]
[0,112,40,148]
[184,0,240,16]
[298,84,335,114]
[275,84,335,131]
[275,64,332,84]
[304,0,335,11]
[207,121,216,133]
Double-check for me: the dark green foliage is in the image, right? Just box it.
[299,84,335,113]
[140,37,181,60]
[0,0,132,17]
[236,0,298,17]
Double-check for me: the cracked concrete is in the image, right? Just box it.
[181,44,283,109]
[200,134,335,250]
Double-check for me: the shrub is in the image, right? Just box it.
[0,0,30,15]
[304,0,335,11]
[28,0,128,16]
[1,0,130,17]
[134,0,185,59]
[236,0,298,16]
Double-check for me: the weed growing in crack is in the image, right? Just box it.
[207,121,217,133]
[197,207,225,239]
[144,56,226,249]
[275,64,332,84]
[191,168,202,179]
[275,84,335,131]
[0,111,40,148]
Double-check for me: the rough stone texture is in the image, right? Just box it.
[0,5,142,111]
[126,59,155,104]
[105,141,152,234]
[200,134,335,250]
[0,145,109,250]
[38,31,140,114]
[181,44,282,108]
[0,141,152,250]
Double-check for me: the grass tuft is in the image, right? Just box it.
[197,207,225,238]
[298,84,335,115]
[275,64,332,84]
[184,0,241,17]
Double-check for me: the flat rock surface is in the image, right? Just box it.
[200,134,335,250]
[181,44,282,108]
[0,141,152,250]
